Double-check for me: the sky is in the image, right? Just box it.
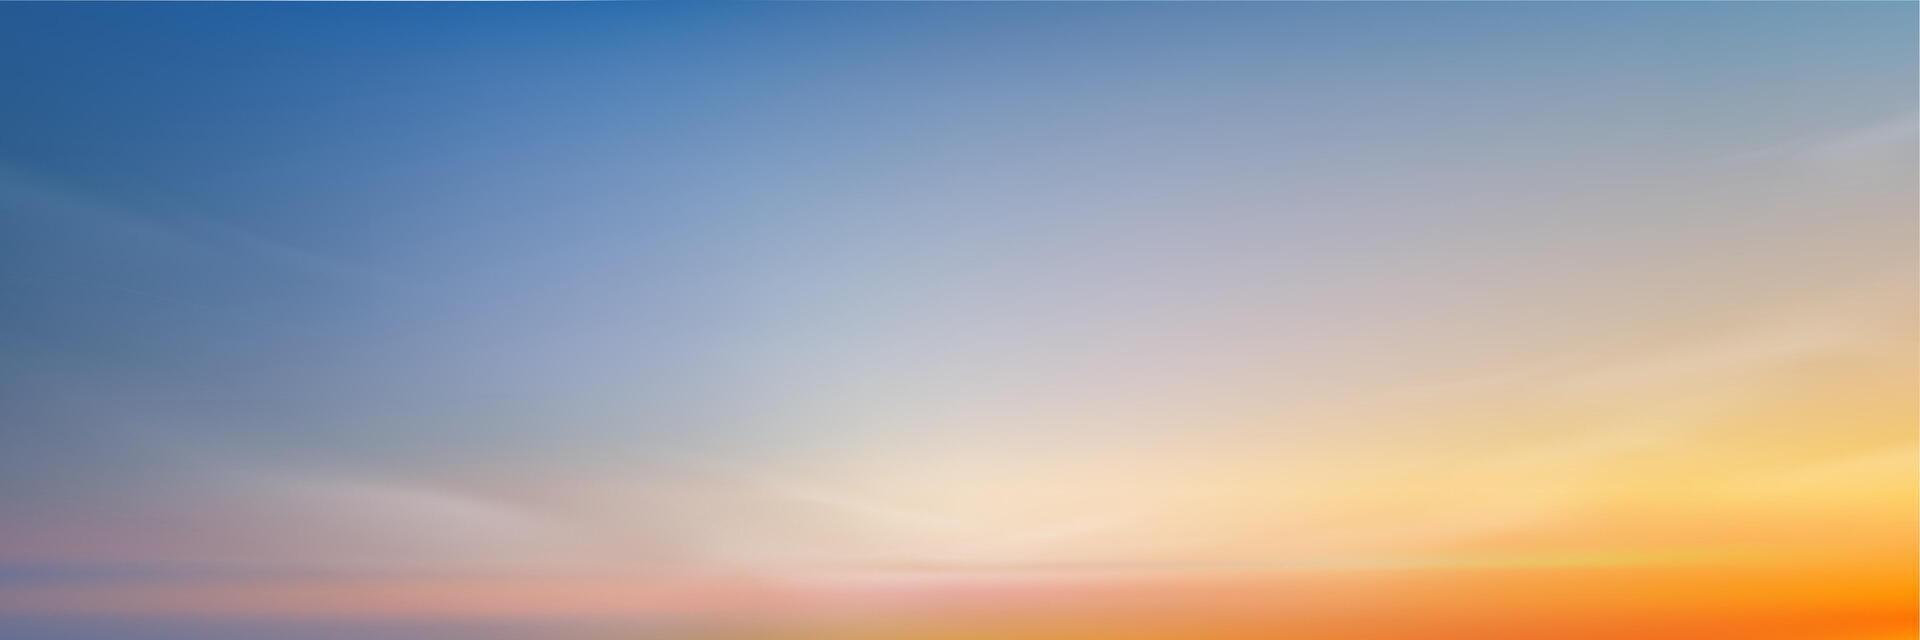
[0,3,1914,639]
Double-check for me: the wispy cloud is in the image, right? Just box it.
[1721,112,1918,172]
[0,165,383,287]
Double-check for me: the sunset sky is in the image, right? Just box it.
[0,3,1914,639]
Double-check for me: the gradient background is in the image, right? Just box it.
[0,3,1914,639]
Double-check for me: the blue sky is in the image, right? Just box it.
[0,3,1914,638]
